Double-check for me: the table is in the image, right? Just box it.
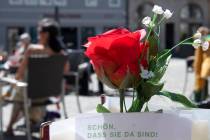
[0,76,27,140]
[47,112,209,140]
[0,82,4,140]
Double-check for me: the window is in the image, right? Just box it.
[104,26,117,32]
[180,4,203,20]
[54,0,67,7]
[81,27,95,45]
[108,0,121,8]
[40,0,52,6]
[137,2,153,19]
[180,3,203,38]
[85,0,98,7]
[136,2,153,28]
[29,27,38,43]
[24,0,38,5]
[61,27,78,49]
[177,3,203,57]
[9,0,23,5]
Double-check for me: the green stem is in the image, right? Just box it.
[169,36,193,51]
[159,36,193,59]
[145,14,157,41]
[132,88,135,102]
[145,14,158,61]
[119,89,124,113]
[157,16,165,25]
[139,14,158,65]
[123,98,127,112]
[182,43,193,45]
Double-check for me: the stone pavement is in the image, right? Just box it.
[1,58,195,139]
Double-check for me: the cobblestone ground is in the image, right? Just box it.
[1,58,195,133]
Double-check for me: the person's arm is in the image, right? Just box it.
[15,49,31,80]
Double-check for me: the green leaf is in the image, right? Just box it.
[96,104,111,113]
[139,81,164,101]
[149,57,157,71]
[144,104,150,112]
[150,50,172,82]
[148,32,159,57]
[157,49,170,58]
[128,98,144,112]
[157,91,197,108]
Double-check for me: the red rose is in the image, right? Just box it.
[85,28,147,88]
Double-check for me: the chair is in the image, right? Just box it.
[0,54,68,140]
[65,49,91,113]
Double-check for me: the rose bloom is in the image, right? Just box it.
[84,28,148,89]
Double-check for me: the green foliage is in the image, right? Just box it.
[96,104,111,113]
[157,91,197,108]
[148,32,159,57]
[149,57,157,71]
[150,50,172,82]
[144,104,150,112]
[137,81,164,101]
[128,98,145,112]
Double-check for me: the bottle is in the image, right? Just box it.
[40,121,51,140]
[100,94,106,105]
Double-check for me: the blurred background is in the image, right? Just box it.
[0,0,208,58]
[0,0,209,139]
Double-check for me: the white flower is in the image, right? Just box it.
[140,66,154,79]
[163,9,173,19]
[202,41,209,51]
[193,32,202,39]
[142,16,152,27]
[152,5,164,15]
[192,39,202,49]
[149,22,155,28]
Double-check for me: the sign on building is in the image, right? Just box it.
[85,0,98,7]
[9,0,67,7]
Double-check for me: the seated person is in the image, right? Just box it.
[5,33,31,71]
[193,26,210,102]
[0,33,31,99]
[5,18,69,135]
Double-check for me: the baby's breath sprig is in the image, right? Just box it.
[191,32,209,51]
[141,5,173,40]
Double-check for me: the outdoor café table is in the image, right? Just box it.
[40,110,210,140]
[0,81,4,140]
[0,76,27,140]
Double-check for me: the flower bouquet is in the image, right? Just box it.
[41,5,210,140]
[84,5,208,113]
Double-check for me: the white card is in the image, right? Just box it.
[75,113,192,140]
[50,112,209,140]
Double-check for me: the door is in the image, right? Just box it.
[81,27,95,45]
[61,27,78,49]
[165,23,174,49]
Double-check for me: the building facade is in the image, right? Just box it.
[0,0,125,52]
[128,0,209,57]
[1,0,209,57]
